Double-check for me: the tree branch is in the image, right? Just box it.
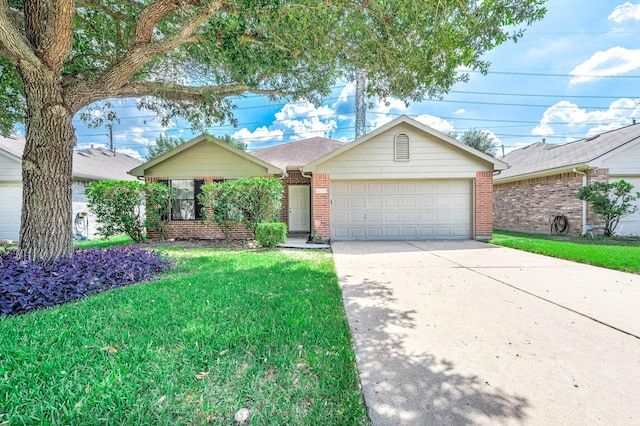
[70,1,223,107]
[111,80,289,102]
[0,0,41,68]
[40,0,75,70]
[132,0,185,46]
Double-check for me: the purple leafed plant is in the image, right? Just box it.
[0,246,173,316]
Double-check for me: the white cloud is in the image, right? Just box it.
[232,101,338,148]
[413,114,455,134]
[233,126,284,144]
[609,2,640,23]
[569,47,640,84]
[455,109,466,114]
[366,97,410,130]
[532,98,640,137]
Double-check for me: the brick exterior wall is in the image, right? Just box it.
[311,173,331,238]
[474,171,494,240]
[493,169,609,235]
[279,170,311,225]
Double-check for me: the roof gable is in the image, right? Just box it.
[129,134,281,177]
[303,115,507,172]
[496,123,640,181]
[251,137,345,169]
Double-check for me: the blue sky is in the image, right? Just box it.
[72,0,640,160]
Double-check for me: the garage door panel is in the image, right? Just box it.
[402,211,417,222]
[402,227,418,238]
[368,197,383,208]
[383,227,400,238]
[351,197,366,208]
[419,197,434,207]
[419,211,435,221]
[331,179,471,240]
[368,212,383,222]
[401,197,417,208]
[385,183,400,193]
[352,227,366,238]
[368,227,383,238]
[385,197,399,207]
[385,212,400,221]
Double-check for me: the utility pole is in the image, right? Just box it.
[108,124,115,155]
[355,69,366,139]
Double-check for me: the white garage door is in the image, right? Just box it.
[331,180,472,240]
[615,177,640,236]
[0,183,22,241]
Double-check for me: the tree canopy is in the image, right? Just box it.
[0,0,547,260]
[448,128,499,157]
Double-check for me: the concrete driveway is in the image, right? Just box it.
[332,240,640,425]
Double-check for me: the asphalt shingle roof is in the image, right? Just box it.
[0,136,141,181]
[251,137,345,169]
[497,123,640,181]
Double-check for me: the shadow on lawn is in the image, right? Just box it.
[340,276,530,425]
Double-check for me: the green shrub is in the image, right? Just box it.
[255,222,287,248]
[198,177,284,238]
[577,179,640,236]
[86,181,172,242]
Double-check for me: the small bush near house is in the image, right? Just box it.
[0,246,173,316]
[577,180,640,237]
[255,222,287,248]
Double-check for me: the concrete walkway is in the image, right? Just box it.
[332,240,640,425]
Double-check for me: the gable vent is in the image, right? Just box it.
[394,133,410,161]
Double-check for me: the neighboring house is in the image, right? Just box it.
[130,115,507,241]
[0,136,142,241]
[494,123,640,236]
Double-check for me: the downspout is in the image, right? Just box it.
[573,168,588,235]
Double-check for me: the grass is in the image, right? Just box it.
[0,245,368,425]
[74,235,135,249]
[491,229,640,274]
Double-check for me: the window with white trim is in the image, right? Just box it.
[394,133,410,161]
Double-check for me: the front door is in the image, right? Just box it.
[288,185,310,232]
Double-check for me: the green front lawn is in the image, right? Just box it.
[491,230,640,274]
[0,247,368,425]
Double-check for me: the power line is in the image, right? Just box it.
[465,69,640,79]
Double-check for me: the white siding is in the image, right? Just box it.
[315,123,491,179]
[146,143,269,178]
[0,183,22,241]
[0,154,21,180]
[601,142,640,175]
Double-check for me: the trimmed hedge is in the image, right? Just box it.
[0,246,173,316]
[255,222,287,248]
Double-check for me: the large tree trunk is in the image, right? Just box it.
[19,69,76,261]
